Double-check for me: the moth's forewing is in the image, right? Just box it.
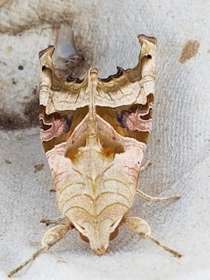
[38,35,156,254]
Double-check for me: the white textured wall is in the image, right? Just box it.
[0,1,210,279]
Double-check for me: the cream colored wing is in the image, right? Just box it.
[39,35,156,116]
[39,34,156,254]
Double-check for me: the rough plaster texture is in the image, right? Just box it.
[0,0,210,279]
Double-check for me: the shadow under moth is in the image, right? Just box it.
[8,34,182,278]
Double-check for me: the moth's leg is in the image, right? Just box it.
[8,220,72,278]
[136,189,181,202]
[40,217,67,226]
[124,216,182,258]
[140,160,152,172]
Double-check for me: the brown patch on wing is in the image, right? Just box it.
[179,40,200,63]
[97,34,156,93]
[40,106,88,152]
[65,146,80,161]
[101,143,124,158]
[79,232,89,243]
[110,227,119,240]
[100,67,125,82]
[96,94,153,144]
[39,45,87,94]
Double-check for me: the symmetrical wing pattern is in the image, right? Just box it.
[39,35,156,254]
[8,35,183,278]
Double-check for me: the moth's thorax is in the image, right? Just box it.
[39,35,156,254]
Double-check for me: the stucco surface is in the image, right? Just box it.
[0,1,210,279]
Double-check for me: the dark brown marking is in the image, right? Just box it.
[41,106,88,152]
[65,147,80,161]
[101,147,115,158]
[96,94,153,144]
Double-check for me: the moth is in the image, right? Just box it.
[8,34,181,278]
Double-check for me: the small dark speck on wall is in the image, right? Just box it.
[18,65,24,70]
[12,78,17,85]
[34,163,44,173]
[5,159,12,164]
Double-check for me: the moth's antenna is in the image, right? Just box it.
[8,246,47,278]
[7,222,71,278]
[124,216,182,259]
[148,235,182,258]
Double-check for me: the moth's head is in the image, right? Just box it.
[74,217,123,255]
[89,67,98,75]
[88,67,99,84]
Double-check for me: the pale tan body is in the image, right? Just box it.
[8,35,181,278]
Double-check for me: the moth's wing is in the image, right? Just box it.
[39,46,89,155]
[38,46,91,194]
[96,34,156,145]
[94,35,157,203]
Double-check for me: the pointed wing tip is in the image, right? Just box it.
[137,34,157,45]
[39,45,55,59]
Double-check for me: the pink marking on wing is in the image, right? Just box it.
[125,110,152,132]
[40,118,65,141]
[46,143,73,190]
[124,165,139,182]
[112,139,146,187]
